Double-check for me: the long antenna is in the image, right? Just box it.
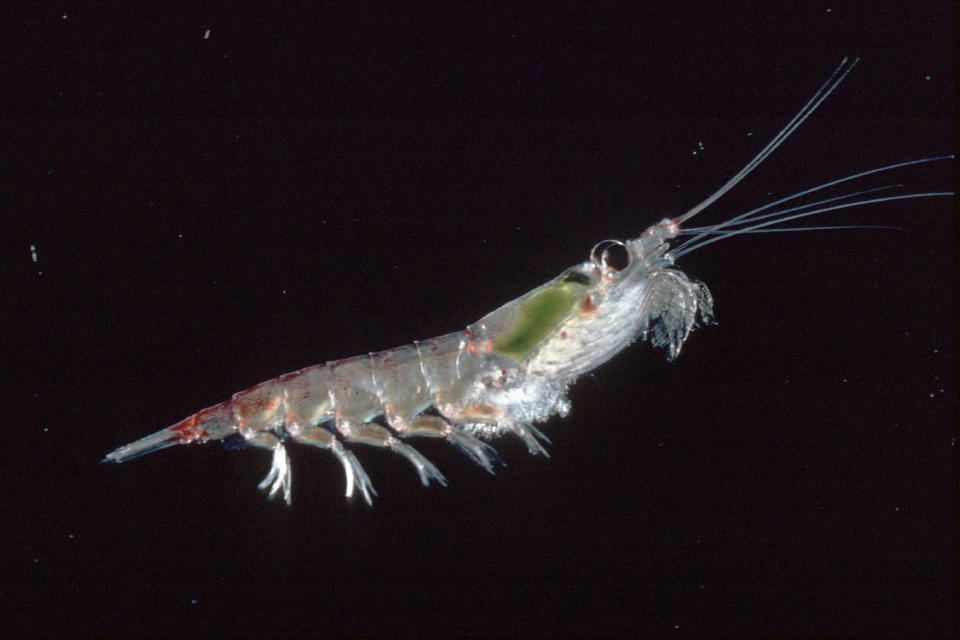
[671,57,859,227]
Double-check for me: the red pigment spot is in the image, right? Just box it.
[580,296,597,313]
[560,331,568,339]
[172,402,226,442]
[467,340,492,354]
[279,370,303,383]
[170,420,194,434]
[170,417,199,442]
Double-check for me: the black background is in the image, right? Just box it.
[3,2,955,638]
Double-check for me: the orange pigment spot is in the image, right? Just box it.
[468,340,492,354]
[464,403,498,417]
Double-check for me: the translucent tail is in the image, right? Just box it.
[101,426,185,463]
[101,400,235,464]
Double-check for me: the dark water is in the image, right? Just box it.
[5,2,954,637]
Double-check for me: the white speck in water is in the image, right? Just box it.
[190,599,198,605]
[929,393,934,398]
[894,506,900,512]
[925,75,931,81]
[826,7,831,12]
[842,377,847,383]
[933,348,938,354]
[746,131,753,137]
[282,289,287,295]
[31,244,43,275]
[203,28,211,40]
[178,233,183,239]
[61,14,68,20]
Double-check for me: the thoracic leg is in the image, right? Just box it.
[397,414,502,473]
[337,422,447,487]
[292,425,376,505]
[510,422,552,457]
[244,431,292,504]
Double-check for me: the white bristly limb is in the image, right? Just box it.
[512,423,551,457]
[388,440,448,486]
[257,444,292,505]
[330,443,377,505]
[399,414,503,473]
[289,424,378,504]
[443,427,503,473]
[334,422,447,488]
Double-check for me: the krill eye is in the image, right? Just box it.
[590,239,631,274]
[601,242,630,272]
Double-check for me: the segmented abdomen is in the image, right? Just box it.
[230,330,474,438]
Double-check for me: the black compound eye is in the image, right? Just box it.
[590,239,631,273]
